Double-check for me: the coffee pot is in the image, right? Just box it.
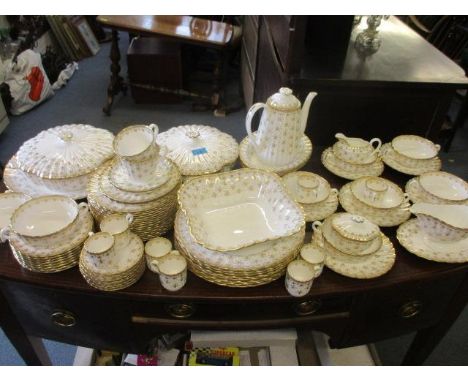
[245,87,317,167]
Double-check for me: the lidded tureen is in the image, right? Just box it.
[156,125,239,176]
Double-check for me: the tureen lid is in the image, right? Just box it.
[15,124,115,179]
[155,125,239,176]
[267,88,301,112]
[331,213,380,242]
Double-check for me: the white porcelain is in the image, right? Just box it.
[99,160,180,205]
[100,213,133,246]
[15,124,114,179]
[410,203,468,242]
[397,219,468,263]
[339,182,412,227]
[313,215,382,256]
[405,177,468,206]
[8,195,87,240]
[245,87,317,167]
[282,171,333,204]
[4,156,90,200]
[239,133,312,176]
[0,192,31,230]
[151,250,187,291]
[82,232,144,274]
[145,237,173,271]
[113,124,159,162]
[285,259,315,297]
[381,143,441,175]
[333,133,382,164]
[331,213,380,242]
[84,232,115,257]
[8,206,93,257]
[419,172,468,202]
[313,230,396,279]
[300,243,326,277]
[392,135,440,160]
[156,125,239,176]
[350,177,410,209]
[301,192,339,223]
[109,156,172,193]
[321,147,384,180]
[178,169,305,251]
[174,210,305,271]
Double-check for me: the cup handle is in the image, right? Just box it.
[149,123,159,142]
[370,138,382,155]
[78,202,89,212]
[0,227,11,243]
[435,144,441,153]
[125,213,134,225]
[245,102,265,149]
[330,188,339,196]
[150,259,161,274]
[400,193,412,210]
[312,221,322,234]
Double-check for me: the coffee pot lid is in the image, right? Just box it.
[267,88,301,112]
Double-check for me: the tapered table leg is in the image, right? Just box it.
[102,30,126,115]
[0,289,51,365]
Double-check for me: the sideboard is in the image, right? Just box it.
[241,16,468,146]
[1,149,468,366]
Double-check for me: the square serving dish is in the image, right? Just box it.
[178,169,305,251]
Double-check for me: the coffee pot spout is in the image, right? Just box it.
[300,92,317,134]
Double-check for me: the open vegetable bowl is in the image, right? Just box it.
[178,168,305,251]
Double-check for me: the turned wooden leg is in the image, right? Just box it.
[0,288,51,365]
[102,30,126,116]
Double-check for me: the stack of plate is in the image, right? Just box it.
[2,195,94,273]
[282,171,339,222]
[87,124,182,241]
[339,176,411,227]
[174,169,306,287]
[321,133,384,180]
[381,135,442,175]
[79,232,145,291]
[405,171,468,205]
[87,160,181,241]
[3,125,114,199]
[312,213,396,279]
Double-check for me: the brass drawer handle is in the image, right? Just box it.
[165,303,196,319]
[51,310,76,327]
[293,299,321,316]
[399,301,423,319]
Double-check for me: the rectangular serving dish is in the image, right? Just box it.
[178,168,305,251]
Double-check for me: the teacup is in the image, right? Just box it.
[300,243,326,277]
[333,133,382,164]
[113,124,159,162]
[151,250,187,292]
[410,203,468,242]
[0,192,31,231]
[100,213,133,246]
[284,260,316,297]
[83,232,116,268]
[145,237,173,271]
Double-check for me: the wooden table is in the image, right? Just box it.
[1,149,468,366]
[96,15,240,116]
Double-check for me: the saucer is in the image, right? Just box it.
[110,157,172,192]
[82,232,144,274]
[239,134,312,176]
[321,148,384,180]
[339,182,411,227]
[381,143,441,175]
[397,219,468,263]
[301,191,339,222]
[312,230,395,279]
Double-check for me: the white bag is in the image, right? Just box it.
[4,49,54,115]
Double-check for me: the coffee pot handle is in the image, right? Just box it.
[245,103,265,148]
